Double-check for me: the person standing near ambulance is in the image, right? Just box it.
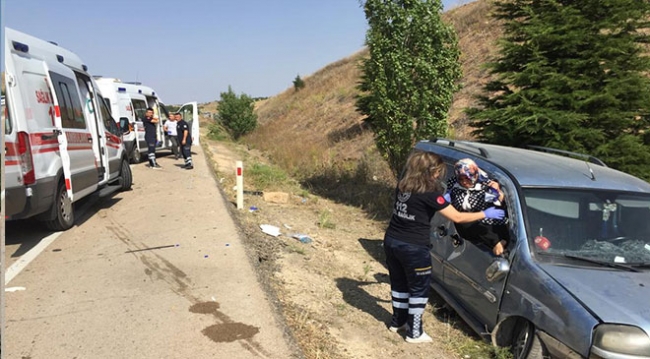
[143,107,162,168]
[176,113,193,170]
[163,114,180,159]
[384,150,504,343]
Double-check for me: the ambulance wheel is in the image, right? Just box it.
[120,159,132,191]
[130,146,141,164]
[43,181,75,231]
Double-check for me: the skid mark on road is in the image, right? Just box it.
[105,220,271,358]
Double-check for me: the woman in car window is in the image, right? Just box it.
[384,150,504,343]
[446,158,509,256]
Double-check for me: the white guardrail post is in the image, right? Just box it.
[236,161,244,210]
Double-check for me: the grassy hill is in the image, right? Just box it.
[228,1,500,188]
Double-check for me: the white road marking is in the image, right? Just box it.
[5,231,63,285]
[5,287,26,292]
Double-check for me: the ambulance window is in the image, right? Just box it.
[49,72,86,129]
[98,96,119,136]
[159,102,171,121]
[132,99,147,120]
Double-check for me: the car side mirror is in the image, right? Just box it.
[486,257,510,282]
[119,117,130,135]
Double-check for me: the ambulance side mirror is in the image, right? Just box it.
[119,117,130,135]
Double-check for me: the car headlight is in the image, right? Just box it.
[591,324,650,357]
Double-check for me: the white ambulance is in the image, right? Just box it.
[4,27,132,231]
[95,78,199,163]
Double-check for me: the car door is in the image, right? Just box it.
[434,162,514,332]
[440,220,507,329]
[176,101,199,144]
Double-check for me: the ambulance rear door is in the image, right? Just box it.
[45,61,99,201]
[177,101,199,145]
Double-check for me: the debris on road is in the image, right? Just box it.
[260,224,281,237]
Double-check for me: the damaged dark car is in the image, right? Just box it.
[420,139,650,359]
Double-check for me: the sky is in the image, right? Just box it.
[3,0,465,105]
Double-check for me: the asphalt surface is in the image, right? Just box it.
[4,147,297,359]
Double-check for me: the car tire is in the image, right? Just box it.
[120,159,132,191]
[130,145,141,164]
[511,319,547,359]
[43,181,75,231]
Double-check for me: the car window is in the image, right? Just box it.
[525,188,650,265]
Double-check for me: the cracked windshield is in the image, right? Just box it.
[525,189,650,266]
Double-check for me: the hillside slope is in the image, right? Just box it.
[241,0,500,187]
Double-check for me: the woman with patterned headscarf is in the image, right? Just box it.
[446,158,509,256]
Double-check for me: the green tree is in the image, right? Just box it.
[468,0,650,180]
[293,74,305,91]
[356,0,461,176]
[218,86,258,139]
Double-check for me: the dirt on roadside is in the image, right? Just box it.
[201,138,480,359]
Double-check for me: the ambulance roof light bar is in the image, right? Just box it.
[12,41,29,53]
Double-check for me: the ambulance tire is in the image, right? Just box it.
[43,181,75,231]
[130,146,142,164]
[120,159,133,191]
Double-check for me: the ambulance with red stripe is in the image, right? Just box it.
[4,27,132,231]
[94,77,199,164]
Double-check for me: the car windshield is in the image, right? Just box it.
[524,188,650,266]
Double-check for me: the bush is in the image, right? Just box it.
[293,75,305,92]
[218,86,258,139]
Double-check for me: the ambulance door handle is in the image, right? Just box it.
[87,136,93,143]
[41,130,59,140]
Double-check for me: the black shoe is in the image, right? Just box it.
[184,165,194,170]
[152,164,162,169]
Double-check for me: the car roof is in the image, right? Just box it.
[415,139,650,192]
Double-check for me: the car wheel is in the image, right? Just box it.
[130,145,141,164]
[511,319,546,359]
[43,181,74,231]
[120,159,132,191]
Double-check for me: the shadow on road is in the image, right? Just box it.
[5,195,122,258]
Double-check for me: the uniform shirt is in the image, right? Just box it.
[176,120,191,144]
[142,116,157,142]
[385,189,449,247]
[446,177,508,226]
[165,120,177,136]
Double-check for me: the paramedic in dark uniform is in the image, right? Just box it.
[384,150,504,343]
[142,107,161,168]
[176,113,193,170]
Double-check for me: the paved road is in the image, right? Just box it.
[4,147,297,359]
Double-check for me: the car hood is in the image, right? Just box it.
[540,264,650,334]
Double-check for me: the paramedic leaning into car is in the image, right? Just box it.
[446,158,509,256]
[142,107,161,168]
[383,150,505,343]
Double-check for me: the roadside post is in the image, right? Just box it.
[236,161,244,209]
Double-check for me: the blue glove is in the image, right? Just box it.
[443,192,451,203]
[483,207,505,220]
